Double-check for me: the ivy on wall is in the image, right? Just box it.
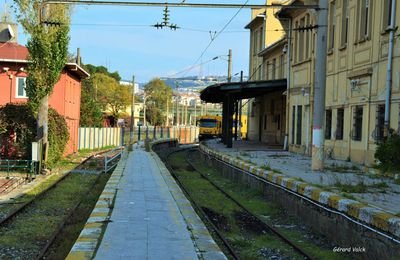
[0,103,69,167]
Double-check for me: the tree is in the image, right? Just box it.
[83,64,121,82]
[14,0,70,168]
[144,78,172,126]
[80,77,103,127]
[92,73,131,120]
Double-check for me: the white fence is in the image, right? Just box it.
[78,127,122,150]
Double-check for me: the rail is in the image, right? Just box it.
[104,147,124,173]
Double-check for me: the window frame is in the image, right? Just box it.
[341,0,349,47]
[374,104,385,142]
[325,109,332,139]
[336,108,344,140]
[357,0,372,42]
[15,77,27,98]
[328,1,336,51]
[352,106,363,141]
[296,105,302,145]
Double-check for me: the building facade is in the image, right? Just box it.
[246,1,288,145]
[0,22,89,155]
[247,0,400,166]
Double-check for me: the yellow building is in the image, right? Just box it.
[248,0,400,166]
[246,1,288,145]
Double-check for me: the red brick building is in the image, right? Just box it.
[0,41,89,155]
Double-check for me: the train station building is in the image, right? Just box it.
[201,0,400,166]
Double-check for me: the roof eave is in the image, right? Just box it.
[244,15,264,29]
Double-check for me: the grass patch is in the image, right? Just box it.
[334,181,368,193]
[325,163,361,173]
[334,181,389,193]
[369,182,389,189]
[0,174,98,259]
[43,173,110,259]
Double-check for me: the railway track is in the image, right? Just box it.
[0,149,116,260]
[164,147,315,260]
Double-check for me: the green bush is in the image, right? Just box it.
[375,133,400,173]
[0,103,69,167]
[48,108,69,167]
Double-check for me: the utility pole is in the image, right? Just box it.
[176,83,180,125]
[143,93,147,127]
[311,0,328,171]
[129,75,135,145]
[227,49,232,82]
[166,93,170,126]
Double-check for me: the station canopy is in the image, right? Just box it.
[200,79,287,103]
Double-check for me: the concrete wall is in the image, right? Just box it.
[200,150,400,259]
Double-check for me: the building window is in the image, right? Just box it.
[298,17,305,61]
[358,0,371,41]
[305,15,310,59]
[328,1,336,50]
[296,105,302,145]
[383,0,393,30]
[16,77,27,98]
[352,106,363,141]
[279,54,284,78]
[272,58,276,80]
[264,114,267,130]
[253,29,258,56]
[325,109,332,139]
[375,104,385,142]
[341,0,349,46]
[259,27,263,53]
[336,108,344,140]
[292,106,296,144]
[294,21,299,63]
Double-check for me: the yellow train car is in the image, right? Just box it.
[198,114,248,141]
[198,115,222,141]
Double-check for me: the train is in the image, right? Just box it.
[198,114,247,141]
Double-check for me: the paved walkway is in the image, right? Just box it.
[205,139,400,214]
[95,145,223,260]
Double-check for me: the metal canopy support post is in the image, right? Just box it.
[234,100,239,141]
[221,100,227,144]
[227,95,234,148]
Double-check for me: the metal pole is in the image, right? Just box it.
[129,75,135,145]
[384,0,396,137]
[234,100,238,140]
[284,18,292,150]
[143,94,146,127]
[238,71,243,140]
[43,1,318,10]
[227,49,232,82]
[311,0,328,171]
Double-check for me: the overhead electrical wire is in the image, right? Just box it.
[182,0,250,77]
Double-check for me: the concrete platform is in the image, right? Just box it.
[94,145,224,260]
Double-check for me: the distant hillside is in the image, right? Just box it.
[138,75,248,92]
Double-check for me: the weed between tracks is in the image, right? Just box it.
[167,150,348,260]
[43,173,111,259]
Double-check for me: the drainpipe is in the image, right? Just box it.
[384,0,397,136]
[284,18,292,150]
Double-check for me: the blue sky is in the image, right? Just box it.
[9,0,264,83]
